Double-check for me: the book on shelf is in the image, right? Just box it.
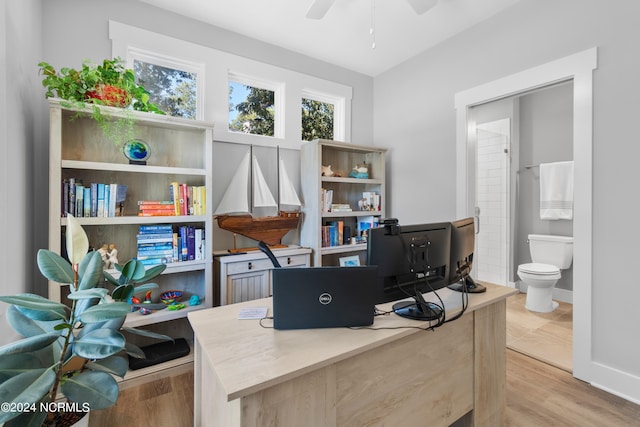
[321,188,333,212]
[357,215,379,237]
[195,228,205,260]
[169,181,181,216]
[330,203,352,212]
[361,191,382,212]
[138,224,173,233]
[62,179,126,218]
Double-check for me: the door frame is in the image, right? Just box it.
[454,47,596,382]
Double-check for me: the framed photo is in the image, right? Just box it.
[339,255,360,267]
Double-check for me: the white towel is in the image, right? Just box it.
[539,161,574,220]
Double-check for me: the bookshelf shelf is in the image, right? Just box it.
[48,100,213,384]
[301,139,387,266]
[62,159,207,176]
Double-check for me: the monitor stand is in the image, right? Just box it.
[392,291,443,321]
[448,276,486,293]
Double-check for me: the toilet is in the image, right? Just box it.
[517,234,573,313]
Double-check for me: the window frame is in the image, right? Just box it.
[228,71,284,139]
[126,47,205,121]
[301,89,346,142]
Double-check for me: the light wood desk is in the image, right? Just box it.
[188,282,517,426]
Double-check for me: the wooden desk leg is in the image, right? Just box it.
[473,300,507,426]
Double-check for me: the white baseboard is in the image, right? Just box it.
[590,361,640,405]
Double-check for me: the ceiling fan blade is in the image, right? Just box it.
[306,0,336,20]
[406,0,438,15]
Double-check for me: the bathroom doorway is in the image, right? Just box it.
[468,82,575,371]
[454,48,596,381]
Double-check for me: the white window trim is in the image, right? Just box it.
[109,20,352,150]
[125,47,205,121]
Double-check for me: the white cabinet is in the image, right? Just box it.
[47,99,214,383]
[215,246,311,305]
[300,139,387,266]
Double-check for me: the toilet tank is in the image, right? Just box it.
[528,234,574,269]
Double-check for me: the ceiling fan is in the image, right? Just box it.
[306,0,438,19]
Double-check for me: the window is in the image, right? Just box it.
[134,60,197,119]
[126,47,203,120]
[301,97,334,141]
[228,73,282,138]
[228,81,275,136]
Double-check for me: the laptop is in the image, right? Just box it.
[271,266,378,330]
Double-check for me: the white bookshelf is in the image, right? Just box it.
[300,139,387,266]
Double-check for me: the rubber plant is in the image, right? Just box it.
[0,215,170,426]
[38,58,165,147]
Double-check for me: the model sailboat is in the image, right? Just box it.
[214,148,302,246]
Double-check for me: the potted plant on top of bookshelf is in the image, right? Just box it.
[38,58,165,147]
[0,215,170,427]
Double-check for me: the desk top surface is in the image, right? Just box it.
[188,282,517,401]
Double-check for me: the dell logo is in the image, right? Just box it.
[319,293,332,305]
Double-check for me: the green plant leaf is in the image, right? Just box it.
[68,288,109,300]
[5,306,64,365]
[0,333,61,357]
[137,263,166,282]
[72,328,125,359]
[60,370,119,410]
[66,214,89,265]
[0,353,42,383]
[120,259,147,281]
[102,269,120,286]
[87,355,129,378]
[0,293,67,321]
[2,408,47,427]
[0,368,55,423]
[124,342,145,359]
[36,249,74,285]
[122,326,173,342]
[131,283,160,296]
[76,250,105,291]
[111,284,134,301]
[77,302,131,323]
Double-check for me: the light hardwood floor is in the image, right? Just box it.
[506,292,573,372]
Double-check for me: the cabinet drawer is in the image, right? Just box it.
[276,254,309,268]
[226,258,276,275]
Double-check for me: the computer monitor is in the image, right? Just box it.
[367,219,451,321]
[447,217,485,293]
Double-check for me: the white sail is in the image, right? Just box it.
[214,151,251,215]
[252,155,277,208]
[279,159,301,207]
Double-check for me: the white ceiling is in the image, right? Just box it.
[141,0,522,76]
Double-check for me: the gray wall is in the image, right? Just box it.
[517,83,574,291]
[0,0,44,346]
[374,0,640,395]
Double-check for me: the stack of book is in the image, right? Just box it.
[136,225,174,266]
[138,201,175,217]
[330,203,352,212]
[62,179,127,218]
[321,188,333,212]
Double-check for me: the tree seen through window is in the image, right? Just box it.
[134,60,197,119]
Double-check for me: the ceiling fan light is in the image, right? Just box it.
[406,0,438,15]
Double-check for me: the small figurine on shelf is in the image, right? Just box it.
[98,244,109,268]
[321,164,334,177]
[107,244,119,269]
[349,163,369,179]
[189,295,201,306]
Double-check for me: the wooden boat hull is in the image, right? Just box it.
[216,212,301,245]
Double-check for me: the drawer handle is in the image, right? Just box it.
[287,257,292,265]
[248,262,252,270]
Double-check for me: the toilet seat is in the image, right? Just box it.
[517,263,561,281]
[518,262,560,275]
